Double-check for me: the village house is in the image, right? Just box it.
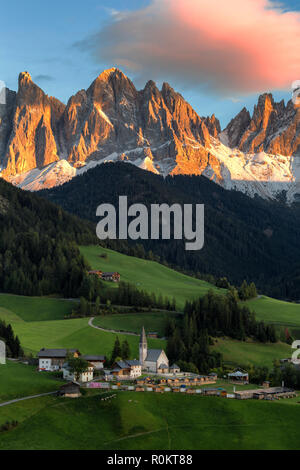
[102,272,121,282]
[111,360,142,378]
[59,382,81,398]
[82,355,106,369]
[139,327,169,373]
[88,271,120,282]
[38,348,80,371]
[62,362,94,383]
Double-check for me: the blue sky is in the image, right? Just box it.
[1,0,299,128]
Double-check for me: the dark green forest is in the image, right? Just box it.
[41,162,300,300]
[0,178,97,297]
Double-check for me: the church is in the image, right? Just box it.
[139,326,169,373]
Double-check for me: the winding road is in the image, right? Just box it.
[88,317,139,336]
[0,391,57,408]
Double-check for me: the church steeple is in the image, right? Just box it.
[139,326,147,366]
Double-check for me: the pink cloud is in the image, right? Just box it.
[89,0,300,95]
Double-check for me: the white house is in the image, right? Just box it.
[62,362,94,383]
[82,355,106,369]
[111,360,142,378]
[38,349,80,372]
[139,327,169,373]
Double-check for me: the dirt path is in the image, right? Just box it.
[88,317,139,336]
[0,391,57,408]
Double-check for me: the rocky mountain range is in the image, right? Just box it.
[0,68,300,202]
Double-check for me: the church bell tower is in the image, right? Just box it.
[139,326,147,367]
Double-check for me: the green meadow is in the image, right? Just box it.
[212,338,291,368]
[1,390,300,450]
[80,245,223,310]
[0,312,166,358]
[0,294,76,322]
[245,295,300,332]
[93,311,181,336]
[0,361,61,403]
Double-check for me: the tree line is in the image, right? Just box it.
[0,320,23,358]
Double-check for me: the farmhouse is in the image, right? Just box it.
[38,348,80,371]
[82,355,106,369]
[88,270,103,278]
[139,327,169,373]
[102,272,120,282]
[59,382,81,398]
[62,362,94,383]
[111,360,142,378]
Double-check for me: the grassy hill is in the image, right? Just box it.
[0,312,166,358]
[0,294,76,322]
[1,390,300,450]
[0,361,61,403]
[212,338,291,368]
[80,245,223,310]
[93,312,181,337]
[245,296,300,333]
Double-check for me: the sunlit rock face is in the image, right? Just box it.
[2,72,65,177]
[1,68,300,203]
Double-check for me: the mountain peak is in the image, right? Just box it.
[18,71,33,86]
[96,67,128,82]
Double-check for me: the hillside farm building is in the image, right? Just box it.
[111,360,142,378]
[88,271,120,282]
[59,382,81,398]
[82,355,106,369]
[62,362,94,383]
[38,348,80,372]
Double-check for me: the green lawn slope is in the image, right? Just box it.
[0,361,61,403]
[0,294,76,322]
[1,391,300,450]
[80,245,223,310]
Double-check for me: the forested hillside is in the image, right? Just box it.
[0,178,97,296]
[41,163,300,300]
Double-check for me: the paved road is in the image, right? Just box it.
[88,317,139,336]
[0,391,57,408]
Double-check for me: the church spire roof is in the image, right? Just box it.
[140,326,147,345]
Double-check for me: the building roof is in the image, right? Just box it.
[126,360,141,366]
[145,349,164,362]
[82,355,105,361]
[228,370,248,377]
[158,363,168,369]
[102,272,119,276]
[116,361,130,370]
[38,348,78,358]
[60,381,80,391]
[170,364,180,370]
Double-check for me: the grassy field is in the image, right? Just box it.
[0,361,61,403]
[0,294,76,322]
[212,338,291,368]
[1,391,300,450]
[2,314,166,358]
[80,245,223,310]
[245,296,300,332]
[93,311,181,336]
